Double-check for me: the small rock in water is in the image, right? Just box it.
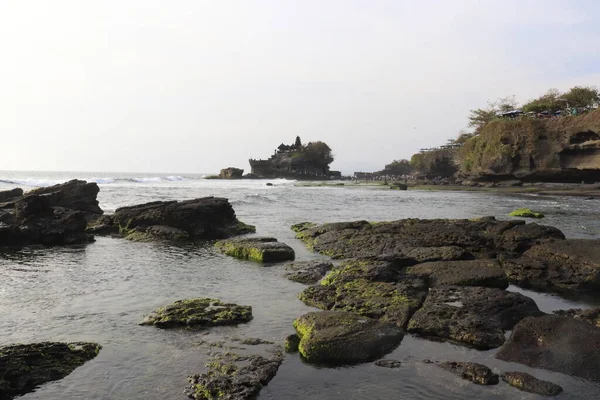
[239,338,274,346]
[284,260,333,284]
[374,359,402,369]
[501,371,563,396]
[215,237,295,262]
[284,334,300,353]
[437,361,499,385]
[140,298,252,329]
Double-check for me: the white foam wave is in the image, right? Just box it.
[0,178,66,187]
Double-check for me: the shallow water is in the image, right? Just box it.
[1,172,600,399]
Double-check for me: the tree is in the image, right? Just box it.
[468,107,496,133]
[561,86,600,110]
[304,141,334,168]
[492,95,519,113]
[522,88,564,114]
[295,135,302,147]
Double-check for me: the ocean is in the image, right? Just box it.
[1,171,599,399]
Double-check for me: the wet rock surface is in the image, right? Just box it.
[500,239,600,293]
[186,338,283,400]
[501,371,563,396]
[299,260,428,328]
[27,179,103,217]
[496,315,600,381]
[140,298,253,329]
[293,311,404,365]
[292,217,564,260]
[0,188,23,203]
[215,237,295,262]
[112,197,255,241]
[437,361,499,385]
[284,260,333,284]
[553,307,600,328]
[407,286,542,349]
[406,259,508,289]
[0,342,101,400]
[374,359,402,369]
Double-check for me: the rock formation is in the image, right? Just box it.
[218,167,244,179]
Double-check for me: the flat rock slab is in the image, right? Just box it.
[406,259,508,289]
[500,239,600,293]
[374,359,402,369]
[215,237,295,262]
[0,342,101,400]
[553,307,600,328]
[113,197,255,241]
[293,311,404,365]
[501,371,563,396]
[299,261,428,328]
[140,298,252,329]
[496,315,600,381]
[284,260,333,284]
[292,217,564,260]
[437,361,499,385]
[407,286,542,349]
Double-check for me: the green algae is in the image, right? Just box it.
[284,334,300,353]
[509,208,545,218]
[215,238,295,262]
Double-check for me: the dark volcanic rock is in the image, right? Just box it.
[219,167,244,179]
[112,197,255,241]
[28,179,103,217]
[553,307,600,328]
[293,311,404,365]
[0,342,101,400]
[501,371,563,396]
[284,260,333,284]
[496,315,600,381]
[299,260,428,328]
[405,246,467,262]
[500,239,600,293]
[140,298,253,329]
[293,217,564,260]
[85,215,119,235]
[187,352,282,400]
[0,188,23,203]
[374,359,402,369]
[406,259,508,289]
[215,237,295,262]
[284,334,300,353]
[437,361,499,385]
[407,286,542,349]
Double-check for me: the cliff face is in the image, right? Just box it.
[459,108,600,182]
[410,149,458,178]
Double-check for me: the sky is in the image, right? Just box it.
[1,0,600,175]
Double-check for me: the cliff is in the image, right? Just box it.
[249,137,339,179]
[458,108,600,182]
[410,149,458,178]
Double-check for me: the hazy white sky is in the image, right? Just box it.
[1,0,599,174]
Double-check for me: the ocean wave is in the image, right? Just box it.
[0,176,194,187]
[0,178,66,187]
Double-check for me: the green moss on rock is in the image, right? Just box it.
[509,208,544,218]
[215,237,295,262]
[284,334,300,353]
[140,298,253,329]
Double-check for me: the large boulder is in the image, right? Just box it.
[407,286,542,349]
[218,167,244,179]
[500,239,600,293]
[299,260,428,328]
[215,237,295,262]
[112,197,255,241]
[284,260,333,284]
[0,188,23,203]
[495,315,600,381]
[406,259,508,289]
[292,217,564,260]
[140,298,253,329]
[0,342,101,400]
[28,180,103,217]
[501,372,563,396]
[293,311,404,365]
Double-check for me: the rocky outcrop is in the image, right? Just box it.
[284,260,333,284]
[219,167,244,179]
[501,372,563,396]
[140,298,253,329]
[495,315,600,381]
[27,180,103,217]
[215,237,295,262]
[293,311,404,365]
[407,286,542,349]
[500,239,600,293]
[0,188,23,203]
[406,259,508,289]
[437,361,499,385]
[293,217,564,260]
[459,108,600,183]
[111,197,255,241]
[553,307,600,328]
[0,342,101,400]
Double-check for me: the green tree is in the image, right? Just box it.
[295,135,302,147]
[561,86,600,110]
[468,107,496,133]
[304,141,334,168]
[492,95,519,113]
[522,88,564,113]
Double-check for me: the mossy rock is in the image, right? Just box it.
[284,334,300,353]
[437,361,499,385]
[509,208,544,218]
[140,298,253,329]
[501,371,562,396]
[215,237,295,262]
[284,260,333,284]
[0,342,101,400]
[292,311,404,365]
